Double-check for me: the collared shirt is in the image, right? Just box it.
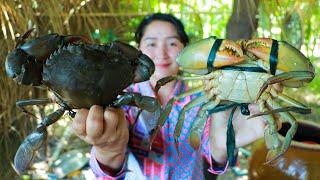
[90,80,228,179]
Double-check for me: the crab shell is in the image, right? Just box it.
[42,41,154,109]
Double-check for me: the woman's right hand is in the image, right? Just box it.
[72,105,129,170]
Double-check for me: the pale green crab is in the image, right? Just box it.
[151,37,315,165]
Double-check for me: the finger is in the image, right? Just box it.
[248,104,270,126]
[86,105,104,139]
[248,103,282,130]
[72,108,88,137]
[115,109,127,131]
[114,109,129,142]
[248,104,260,114]
[92,108,127,146]
[103,107,122,133]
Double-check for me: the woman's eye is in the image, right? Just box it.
[169,42,177,47]
[147,42,156,47]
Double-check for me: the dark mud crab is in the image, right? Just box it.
[5,29,160,174]
[152,36,314,165]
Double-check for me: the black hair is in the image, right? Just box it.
[135,13,189,46]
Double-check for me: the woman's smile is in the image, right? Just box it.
[155,63,171,68]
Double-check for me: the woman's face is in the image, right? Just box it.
[139,20,185,82]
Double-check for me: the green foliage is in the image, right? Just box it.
[91,29,118,43]
[95,0,234,43]
[93,0,320,104]
[257,1,320,95]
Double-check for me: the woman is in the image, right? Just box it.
[72,13,266,179]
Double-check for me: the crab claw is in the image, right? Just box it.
[176,37,244,75]
[14,131,47,174]
[245,38,315,80]
[134,54,155,83]
[5,48,43,86]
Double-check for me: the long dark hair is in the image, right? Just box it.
[135,13,189,46]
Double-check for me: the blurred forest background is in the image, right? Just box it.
[0,0,319,179]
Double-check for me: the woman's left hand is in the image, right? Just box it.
[209,104,266,164]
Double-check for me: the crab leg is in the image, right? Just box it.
[188,98,220,150]
[113,92,161,132]
[257,98,282,165]
[113,92,160,113]
[14,107,66,174]
[16,98,53,118]
[174,95,208,153]
[149,98,175,150]
[269,88,309,109]
[149,85,206,149]
[152,73,214,146]
[155,73,217,94]
[155,76,177,93]
[257,71,315,100]
[179,72,218,81]
[265,97,298,164]
[249,81,312,119]
[17,98,52,107]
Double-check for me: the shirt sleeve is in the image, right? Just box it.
[200,117,230,175]
[89,147,128,179]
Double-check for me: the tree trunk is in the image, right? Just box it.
[226,0,259,40]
